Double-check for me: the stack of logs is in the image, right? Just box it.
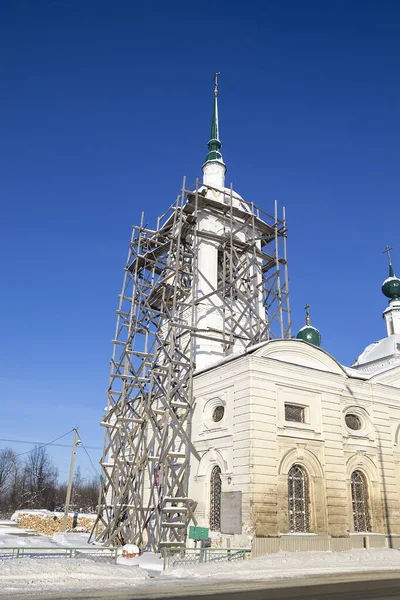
[13,512,97,536]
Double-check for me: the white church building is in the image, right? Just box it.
[95,76,400,554]
[186,84,400,550]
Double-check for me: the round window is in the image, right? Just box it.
[345,414,362,431]
[212,406,225,423]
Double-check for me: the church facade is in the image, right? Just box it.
[186,83,400,548]
[96,76,400,553]
[189,319,400,546]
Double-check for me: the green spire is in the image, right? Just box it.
[203,72,225,166]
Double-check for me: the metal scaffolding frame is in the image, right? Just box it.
[91,178,291,550]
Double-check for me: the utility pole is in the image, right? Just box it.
[62,427,81,532]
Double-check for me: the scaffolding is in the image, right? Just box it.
[91,178,291,550]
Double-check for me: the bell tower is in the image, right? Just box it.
[92,76,291,551]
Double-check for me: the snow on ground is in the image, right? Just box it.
[161,548,400,582]
[0,528,32,537]
[0,558,149,596]
[117,552,165,575]
[0,526,87,547]
[51,532,92,547]
[0,533,61,548]
[3,526,400,598]
[1,548,400,596]
[0,520,36,540]
[0,521,17,527]
[0,525,92,548]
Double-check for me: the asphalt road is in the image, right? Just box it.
[10,571,400,600]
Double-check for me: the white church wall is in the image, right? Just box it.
[371,399,400,533]
[246,365,279,537]
[371,364,400,387]
[249,342,400,538]
[250,355,331,536]
[248,347,400,538]
[321,391,348,538]
[344,378,400,534]
[188,339,400,546]
[190,355,252,545]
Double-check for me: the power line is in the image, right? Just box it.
[75,456,95,480]
[0,437,102,451]
[15,429,75,457]
[79,440,100,478]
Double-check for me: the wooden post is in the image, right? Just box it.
[62,428,80,532]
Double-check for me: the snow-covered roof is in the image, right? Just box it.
[195,336,400,381]
[195,338,346,377]
[351,334,400,375]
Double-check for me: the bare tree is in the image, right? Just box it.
[57,467,99,514]
[0,448,17,495]
[22,446,58,509]
[0,445,99,518]
[76,476,99,513]
[0,448,20,516]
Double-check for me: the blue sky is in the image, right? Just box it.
[1,0,400,478]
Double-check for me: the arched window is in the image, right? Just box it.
[288,465,309,532]
[351,470,371,532]
[210,465,222,531]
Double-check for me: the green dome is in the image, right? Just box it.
[296,325,321,347]
[382,265,400,300]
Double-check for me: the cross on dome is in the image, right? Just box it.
[383,245,394,266]
[296,303,321,347]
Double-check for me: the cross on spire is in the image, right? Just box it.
[383,245,394,266]
[305,303,311,326]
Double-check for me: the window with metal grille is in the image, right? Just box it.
[288,465,309,532]
[345,414,362,431]
[210,465,222,531]
[285,404,305,423]
[351,470,371,532]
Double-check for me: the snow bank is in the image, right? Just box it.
[162,548,400,581]
[0,558,149,596]
[0,533,60,548]
[0,530,92,548]
[52,532,92,547]
[2,549,400,596]
[0,521,17,527]
[0,528,33,537]
[117,552,164,575]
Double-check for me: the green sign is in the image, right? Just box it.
[189,526,209,540]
